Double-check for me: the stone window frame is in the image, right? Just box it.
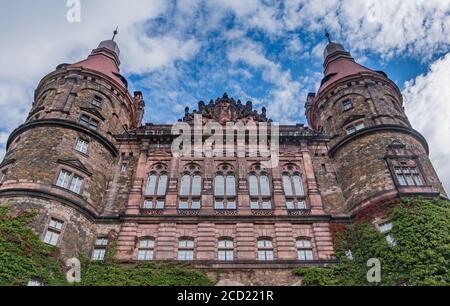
[74,137,90,156]
[256,237,275,261]
[217,237,234,261]
[42,216,67,247]
[178,163,202,211]
[389,160,426,188]
[54,166,86,196]
[385,141,429,189]
[137,237,156,261]
[296,237,314,261]
[281,164,309,212]
[177,237,195,261]
[91,95,103,108]
[344,119,365,135]
[91,236,109,261]
[79,113,100,131]
[214,163,237,211]
[143,163,169,210]
[248,164,273,211]
[342,99,354,112]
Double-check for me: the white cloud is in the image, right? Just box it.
[403,52,450,193]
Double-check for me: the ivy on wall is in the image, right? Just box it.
[294,198,450,286]
[0,206,212,286]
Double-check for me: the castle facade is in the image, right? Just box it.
[0,36,446,285]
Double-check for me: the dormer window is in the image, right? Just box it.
[342,99,353,112]
[346,122,365,135]
[91,95,103,108]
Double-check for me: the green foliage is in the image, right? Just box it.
[0,206,66,285]
[78,261,213,286]
[293,198,450,286]
[0,205,213,286]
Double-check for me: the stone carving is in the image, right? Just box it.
[180,93,271,124]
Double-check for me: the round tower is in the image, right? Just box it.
[306,40,447,212]
[0,34,142,257]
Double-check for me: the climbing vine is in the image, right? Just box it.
[0,205,212,286]
[293,198,450,286]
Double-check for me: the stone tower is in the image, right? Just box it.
[306,40,447,213]
[0,35,143,257]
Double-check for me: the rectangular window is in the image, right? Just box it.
[342,100,353,112]
[395,167,424,187]
[56,170,83,194]
[218,240,234,261]
[138,239,155,261]
[91,95,103,108]
[178,240,194,261]
[43,218,64,246]
[92,237,109,261]
[346,122,365,135]
[297,239,314,261]
[79,115,99,130]
[75,139,89,154]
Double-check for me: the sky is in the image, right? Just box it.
[0,0,450,192]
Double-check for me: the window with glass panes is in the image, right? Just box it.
[178,239,194,260]
[394,166,424,187]
[282,165,307,211]
[91,237,108,261]
[79,114,99,130]
[378,222,397,247]
[218,239,234,261]
[75,138,89,154]
[144,164,168,210]
[342,99,353,112]
[297,239,314,261]
[179,164,202,210]
[43,218,64,246]
[249,164,272,210]
[257,239,274,261]
[345,121,365,135]
[214,164,237,210]
[137,238,155,260]
[91,95,103,108]
[56,169,83,194]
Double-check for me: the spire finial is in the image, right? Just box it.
[112,27,119,41]
[325,30,332,44]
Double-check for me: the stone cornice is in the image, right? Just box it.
[328,124,429,157]
[6,118,118,157]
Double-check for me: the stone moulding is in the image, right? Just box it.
[328,124,430,157]
[6,118,119,157]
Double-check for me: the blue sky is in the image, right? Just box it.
[0,0,450,191]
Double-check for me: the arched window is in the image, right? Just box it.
[178,238,195,260]
[218,238,234,261]
[281,165,307,211]
[179,164,202,210]
[249,164,272,210]
[144,164,168,210]
[214,164,237,210]
[138,238,155,261]
[257,238,274,261]
[296,238,314,261]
